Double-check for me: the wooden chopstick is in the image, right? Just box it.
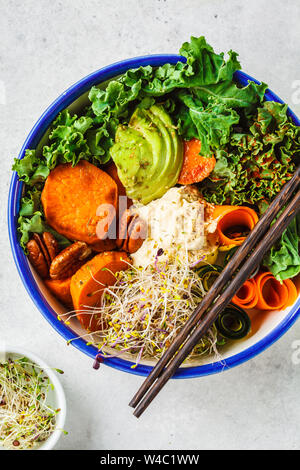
[133,187,300,417]
[129,167,300,412]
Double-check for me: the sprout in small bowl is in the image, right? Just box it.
[0,346,66,450]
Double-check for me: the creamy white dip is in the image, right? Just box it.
[130,186,218,268]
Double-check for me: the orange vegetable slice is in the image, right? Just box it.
[41,160,118,251]
[232,278,258,309]
[254,271,296,310]
[279,278,297,308]
[233,272,297,311]
[104,161,133,219]
[44,277,73,308]
[70,251,131,332]
[213,205,259,246]
[105,161,127,197]
[178,138,216,185]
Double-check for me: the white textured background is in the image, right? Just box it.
[1,0,300,450]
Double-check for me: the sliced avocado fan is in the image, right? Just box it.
[110,105,183,204]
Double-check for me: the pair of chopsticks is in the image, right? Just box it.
[129,166,300,418]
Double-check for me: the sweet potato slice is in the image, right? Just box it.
[44,277,73,308]
[178,138,216,185]
[41,160,118,251]
[105,161,133,211]
[70,251,131,332]
[105,161,127,197]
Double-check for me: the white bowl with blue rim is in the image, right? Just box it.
[8,54,300,378]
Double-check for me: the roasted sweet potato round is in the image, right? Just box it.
[44,277,73,308]
[71,251,131,332]
[41,160,118,250]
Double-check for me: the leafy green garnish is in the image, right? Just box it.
[17,188,70,250]
[12,35,299,259]
[12,36,270,185]
[263,214,300,281]
[12,149,50,186]
[43,109,115,168]
[175,92,240,155]
[18,212,71,251]
[199,101,300,207]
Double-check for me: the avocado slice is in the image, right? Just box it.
[110,105,183,204]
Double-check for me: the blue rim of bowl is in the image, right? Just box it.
[8,54,300,379]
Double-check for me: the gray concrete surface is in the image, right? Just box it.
[1,0,300,450]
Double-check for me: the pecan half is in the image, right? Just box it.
[33,233,51,267]
[26,232,59,279]
[116,209,147,254]
[49,241,92,280]
[27,238,49,279]
[42,232,59,260]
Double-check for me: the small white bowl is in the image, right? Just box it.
[0,345,66,450]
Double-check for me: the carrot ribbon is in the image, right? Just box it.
[254,271,297,310]
[232,271,297,311]
[232,278,258,309]
[213,205,259,246]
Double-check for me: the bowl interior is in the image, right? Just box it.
[34,264,300,368]
[8,55,300,378]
